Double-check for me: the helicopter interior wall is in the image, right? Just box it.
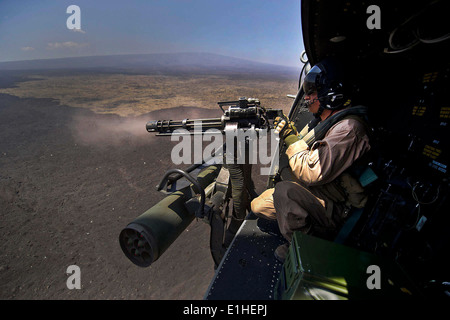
[346,49,450,291]
[292,0,450,295]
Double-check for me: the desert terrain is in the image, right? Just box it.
[0,57,298,300]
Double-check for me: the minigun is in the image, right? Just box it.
[146,97,284,135]
[119,97,283,268]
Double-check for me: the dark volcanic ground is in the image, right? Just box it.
[0,80,268,299]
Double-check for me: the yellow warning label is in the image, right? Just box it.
[422,72,438,83]
[440,107,450,119]
[412,106,426,116]
[423,145,442,159]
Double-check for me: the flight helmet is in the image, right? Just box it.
[302,58,349,111]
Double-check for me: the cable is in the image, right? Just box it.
[416,30,450,44]
[410,181,440,205]
[403,180,441,230]
[384,0,449,54]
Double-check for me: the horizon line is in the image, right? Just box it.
[0,51,302,69]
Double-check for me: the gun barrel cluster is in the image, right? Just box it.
[146,118,224,133]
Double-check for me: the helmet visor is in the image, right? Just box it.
[302,65,323,95]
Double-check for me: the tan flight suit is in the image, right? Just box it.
[251,116,371,241]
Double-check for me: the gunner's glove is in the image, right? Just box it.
[274,116,300,147]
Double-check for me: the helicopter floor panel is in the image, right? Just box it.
[204,215,286,300]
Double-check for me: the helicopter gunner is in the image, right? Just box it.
[250,58,371,262]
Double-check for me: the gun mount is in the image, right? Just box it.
[120,96,287,268]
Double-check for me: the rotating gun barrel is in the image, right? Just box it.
[146,118,224,135]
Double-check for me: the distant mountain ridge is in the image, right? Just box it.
[0,52,298,73]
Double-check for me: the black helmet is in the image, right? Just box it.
[302,58,349,110]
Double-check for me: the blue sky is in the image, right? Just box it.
[0,0,304,67]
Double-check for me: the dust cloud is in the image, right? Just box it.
[69,106,222,148]
[69,113,151,147]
